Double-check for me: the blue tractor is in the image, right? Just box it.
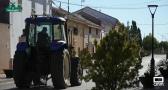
[13,16,82,89]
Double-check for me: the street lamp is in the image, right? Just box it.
[148,5,158,78]
[68,0,69,13]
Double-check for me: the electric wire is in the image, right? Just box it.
[53,0,168,10]
[140,22,168,25]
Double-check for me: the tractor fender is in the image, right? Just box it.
[16,42,28,52]
[51,40,68,53]
[63,49,71,71]
[62,49,71,86]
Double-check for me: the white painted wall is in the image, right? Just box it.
[101,23,113,38]
[9,0,51,59]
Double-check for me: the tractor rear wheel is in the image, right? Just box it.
[51,50,70,89]
[70,57,82,86]
[13,51,31,88]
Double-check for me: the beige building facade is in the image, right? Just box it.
[52,8,101,56]
[67,17,101,55]
[0,23,10,73]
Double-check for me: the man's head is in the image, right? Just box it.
[42,27,47,33]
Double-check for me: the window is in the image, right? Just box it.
[92,47,94,53]
[78,47,80,55]
[96,29,98,35]
[89,27,91,34]
[73,27,78,35]
[36,23,52,44]
[28,23,52,46]
[18,0,22,5]
[53,24,64,41]
[36,25,51,35]
[28,24,35,46]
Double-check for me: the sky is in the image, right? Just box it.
[53,0,168,42]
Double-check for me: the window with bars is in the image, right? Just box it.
[89,27,91,34]
[18,0,22,5]
[73,27,78,35]
[96,29,98,35]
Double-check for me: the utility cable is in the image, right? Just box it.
[53,0,168,10]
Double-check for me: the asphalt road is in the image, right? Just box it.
[0,69,95,90]
[139,54,166,76]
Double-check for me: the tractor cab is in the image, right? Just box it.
[24,16,67,48]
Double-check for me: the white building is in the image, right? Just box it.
[0,0,51,73]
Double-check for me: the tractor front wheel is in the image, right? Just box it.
[70,57,82,86]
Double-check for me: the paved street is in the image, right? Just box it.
[139,54,168,90]
[0,70,95,90]
[139,54,166,76]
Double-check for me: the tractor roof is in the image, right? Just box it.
[25,16,66,24]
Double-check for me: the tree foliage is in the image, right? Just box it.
[159,41,168,52]
[81,23,142,90]
[142,33,159,51]
[79,48,92,69]
[129,21,142,47]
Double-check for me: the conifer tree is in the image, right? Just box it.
[81,23,142,90]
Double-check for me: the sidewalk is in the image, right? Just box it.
[0,74,13,83]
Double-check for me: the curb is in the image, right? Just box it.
[0,74,13,84]
[0,78,13,84]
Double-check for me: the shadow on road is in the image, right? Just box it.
[5,86,60,90]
